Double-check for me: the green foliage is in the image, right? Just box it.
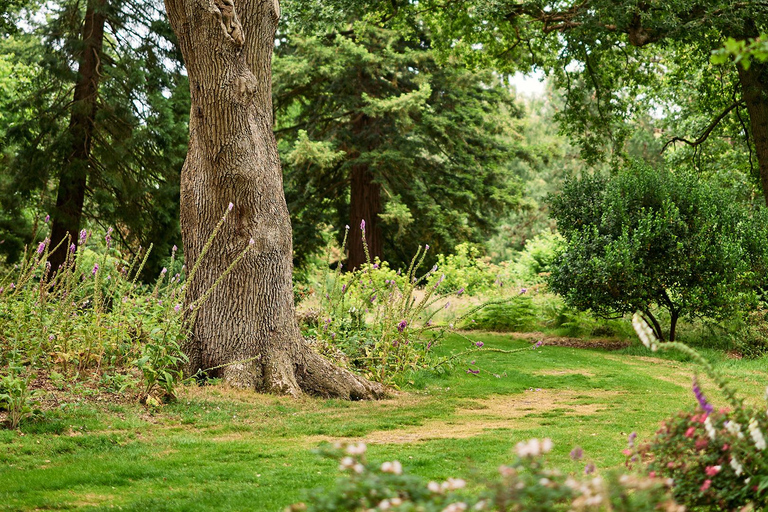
[274,22,523,269]
[430,243,497,295]
[0,224,189,407]
[644,407,768,510]
[304,237,459,385]
[464,298,538,332]
[549,163,768,341]
[0,2,187,277]
[0,359,39,429]
[292,440,681,512]
[506,231,564,284]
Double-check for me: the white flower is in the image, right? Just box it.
[428,481,442,493]
[632,312,658,350]
[441,478,466,491]
[380,461,402,475]
[516,438,551,457]
[378,499,391,510]
[730,456,744,476]
[704,416,717,441]
[346,442,367,456]
[353,463,365,474]
[725,420,745,440]
[339,457,355,471]
[748,418,767,451]
[442,503,467,512]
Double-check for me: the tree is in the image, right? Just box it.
[162,0,382,397]
[290,1,768,203]
[273,25,521,270]
[0,0,188,276]
[548,163,767,341]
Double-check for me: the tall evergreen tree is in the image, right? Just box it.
[274,24,522,269]
[0,0,188,275]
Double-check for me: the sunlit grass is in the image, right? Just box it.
[1,333,765,511]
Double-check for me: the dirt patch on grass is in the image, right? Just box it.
[532,369,595,377]
[506,332,631,351]
[308,388,623,445]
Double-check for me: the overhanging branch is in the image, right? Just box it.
[661,100,746,153]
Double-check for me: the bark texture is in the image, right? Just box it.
[48,0,107,271]
[348,164,383,270]
[164,0,383,398]
[737,60,768,206]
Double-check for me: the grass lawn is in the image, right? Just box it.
[1,333,766,511]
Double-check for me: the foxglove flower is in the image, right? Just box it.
[693,378,714,415]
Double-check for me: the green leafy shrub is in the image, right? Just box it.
[0,360,39,429]
[429,243,497,295]
[732,308,768,359]
[630,313,768,511]
[463,297,537,332]
[549,163,768,342]
[643,406,768,511]
[290,440,681,512]
[506,231,564,284]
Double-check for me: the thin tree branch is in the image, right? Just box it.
[661,100,745,153]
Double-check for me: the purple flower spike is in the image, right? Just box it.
[228,202,234,211]
[425,244,429,251]
[37,241,46,255]
[475,342,484,348]
[92,263,99,276]
[70,244,76,253]
[466,368,480,375]
[693,377,714,415]
[44,214,50,223]
[360,219,366,231]
[457,287,465,296]
[534,340,543,349]
[397,319,407,333]
[570,447,583,460]
[79,229,87,245]
[584,463,595,475]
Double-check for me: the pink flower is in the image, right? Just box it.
[360,219,366,230]
[622,449,633,456]
[695,438,709,450]
[705,466,721,477]
[722,443,730,451]
[685,427,696,438]
[700,479,711,492]
[649,471,656,478]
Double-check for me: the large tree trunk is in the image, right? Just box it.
[164,0,383,398]
[48,0,107,271]
[737,60,768,206]
[347,164,383,270]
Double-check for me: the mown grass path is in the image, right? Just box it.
[1,333,765,511]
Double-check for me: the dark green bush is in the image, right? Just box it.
[549,163,768,342]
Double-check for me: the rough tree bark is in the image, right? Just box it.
[737,60,768,206]
[346,113,383,270]
[347,164,383,270]
[164,0,383,398]
[48,0,107,271]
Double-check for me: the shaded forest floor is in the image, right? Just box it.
[1,332,766,511]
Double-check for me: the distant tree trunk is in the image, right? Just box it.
[347,114,383,270]
[737,60,768,206]
[48,0,107,271]
[348,164,383,270]
[164,0,382,398]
